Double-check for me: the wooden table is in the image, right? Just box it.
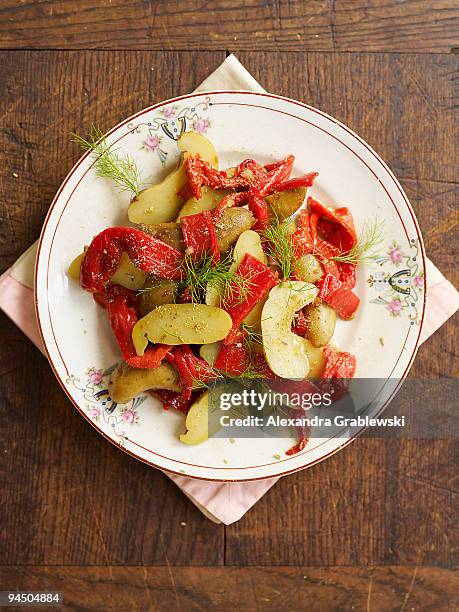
[0,2,458,610]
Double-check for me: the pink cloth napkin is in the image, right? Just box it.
[1,56,458,524]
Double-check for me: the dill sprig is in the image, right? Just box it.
[240,321,263,348]
[262,219,295,279]
[179,253,255,306]
[191,378,213,391]
[71,125,142,195]
[332,216,385,265]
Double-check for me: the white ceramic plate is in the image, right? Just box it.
[35,92,426,481]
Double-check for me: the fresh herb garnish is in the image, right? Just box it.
[262,218,296,279]
[332,216,385,265]
[240,321,263,347]
[72,125,142,195]
[179,253,255,306]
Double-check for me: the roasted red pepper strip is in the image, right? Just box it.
[322,346,356,378]
[292,211,341,278]
[166,349,194,405]
[183,155,206,199]
[178,345,217,382]
[166,346,217,410]
[292,309,308,336]
[338,262,357,290]
[223,254,278,345]
[150,390,197,415]
[258,155,295,194]
[270,171,318,193]
[248,193,270,230]
[181,211,220,262]
[96,284,172,368]
[81,227,183,292]
[93,283,136,309]
[308,197,357,252]
[318,273,360,319]
[183,155,249,199]
[214,342,273,378]
[128,345,172,370]
[264,160,286,172]
[202,163,249,191]
[176,182,195,200]
[267,379,319,455]
[106,291,139,361]
[317,347,356,404]
[155,345,218,412]
[256,155,294,197]
[285,436,308,456]
[236,158,266,180]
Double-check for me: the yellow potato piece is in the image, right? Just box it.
[205,284,221,307]
[304,302,336,348]
[303,339,326,378]
[266,186,307,221]
[67,250,146,291]
[67,251,86,281]
[199,341,222,367]
[132,303,232,354]
[128,132,218,225]
[138,279,178,317]
[177,186,230,220]
[177,132,218,168]
[109,252,147,290]
[228,230,267,274]
[242,297,266,337]
[108,362,181,404]
[128,162,187,224]
[205,229,266,307]
[293,254,323,284]
[180,392,209,445]
[261,281,318,379]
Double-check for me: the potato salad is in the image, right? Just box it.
[69,131,360,454]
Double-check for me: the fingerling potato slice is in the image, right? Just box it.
[140,222,185,252]
[303,339,326,378]
[109,251,148,290]
[108,361,181,404]
[229,230,267,274]
[138,279,178,317]
[128,132,218,225]
[177,132,218,168]
[128,163,187,225]
[266,186,307,221]
[177,186,230,220]
[261,281,318,379]
[67,250,146,291]
[304,302,336,348]
[180,392,210,445]
[293,254,323,283]
[214,208,255,254]
[199,342,222,367]
[132,303,232,354]
[67,251,86,281]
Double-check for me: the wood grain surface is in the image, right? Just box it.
[1,566,458,611]
[0,0,458,53]
[0,3,457,608]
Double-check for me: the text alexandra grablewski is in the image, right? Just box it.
[219,414,406,428]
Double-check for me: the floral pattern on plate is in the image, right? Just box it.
[367,239,424,323]
[128,96,212,165]
[66,365,146,446]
